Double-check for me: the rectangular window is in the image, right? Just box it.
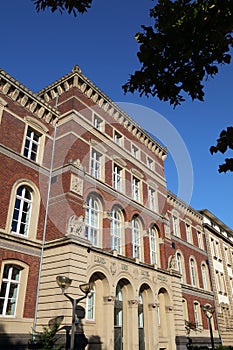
[172,215,180,237]
[194,303,200,327]
[148,187,156,211]
[93,114,103,131]
[215,270,221,293]
[132,177,140,202]
[147,157,153,170]
[132,144,139,159]
[91,150,101,179]
[114,131,123,146]
[224,246,231,266]
[113,164,123,192]
[190,259,196,286]
[86,291,95,320]
[210,238,217,257]
[220,273,227,294]
[197,230,203,249]
[23,127,40,162]
[230,277,233,295]
[0,265,21,316]
[216,241,222,261]
[186,223,192,243]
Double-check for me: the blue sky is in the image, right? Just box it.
[1,0,233,228]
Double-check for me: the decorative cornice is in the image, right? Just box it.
[167,190,202,221]
[0,69,59,125]
[37,65,167,160]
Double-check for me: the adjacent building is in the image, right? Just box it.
[0,65,231,349]
[200,209,233,346]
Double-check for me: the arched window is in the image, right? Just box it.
[11,186,32,236]
[132,217,142,259]
[177,253,182,275]
[85,195,100,246]
[110,208,123,254]
[201,263,209,290]
[149,226,158,265]
[190,258,198,287]
[193,301,201,328]
[0,264,22,316]
[86,286,95,320]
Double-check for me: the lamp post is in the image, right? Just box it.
[56,276,93,350]
[201,304,215,350]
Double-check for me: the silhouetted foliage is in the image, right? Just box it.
[210,127,233,172]
[28,325,64,350]
[33,0,93,16]
[31,0,233,172]
[123,0,233,107]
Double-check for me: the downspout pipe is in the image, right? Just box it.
[33,97,59,332]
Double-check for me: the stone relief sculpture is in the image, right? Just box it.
[70,174,83,195]
[169,255,177,269]
[67,215,85,237]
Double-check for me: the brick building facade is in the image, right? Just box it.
[0,65,231,349]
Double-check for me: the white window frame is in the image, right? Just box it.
[148,187,156,211]
[176,251,186,283]
[114,130,123,146]
[172,214,180,237]
[85,196,100,246]
[91,149,102,179]
[11,186,32,236]
[86,288,95,320]
[93,114,103,131]
[131,144,139,159]
[197,229,204,249]
[110,208,123,254]
[190,258,197,287]
[185,223,192,244]
[149,226,158,265]
[201,263,208,290]
[147,157,153,170]
[132,218,141,260]
[193,302,200,328]
[23,127,40,162]
[113,164,123,192]
[22,116,48,165]
[0,264,21,316]
[132,176,141,202]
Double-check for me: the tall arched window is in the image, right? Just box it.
[190,258,197,287]
[11,186,32,236]
[201,263,208,290]
[132,217,141,259]
[110,208,123,254]
[85,195,100,246]
[86,286,95,320]
[176,253,182,274]
[149,226,158,265]
[0,264,22,316]
[193,301,201,328]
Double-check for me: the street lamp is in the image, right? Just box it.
[201,304,215,350]
[56,276,93,350]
